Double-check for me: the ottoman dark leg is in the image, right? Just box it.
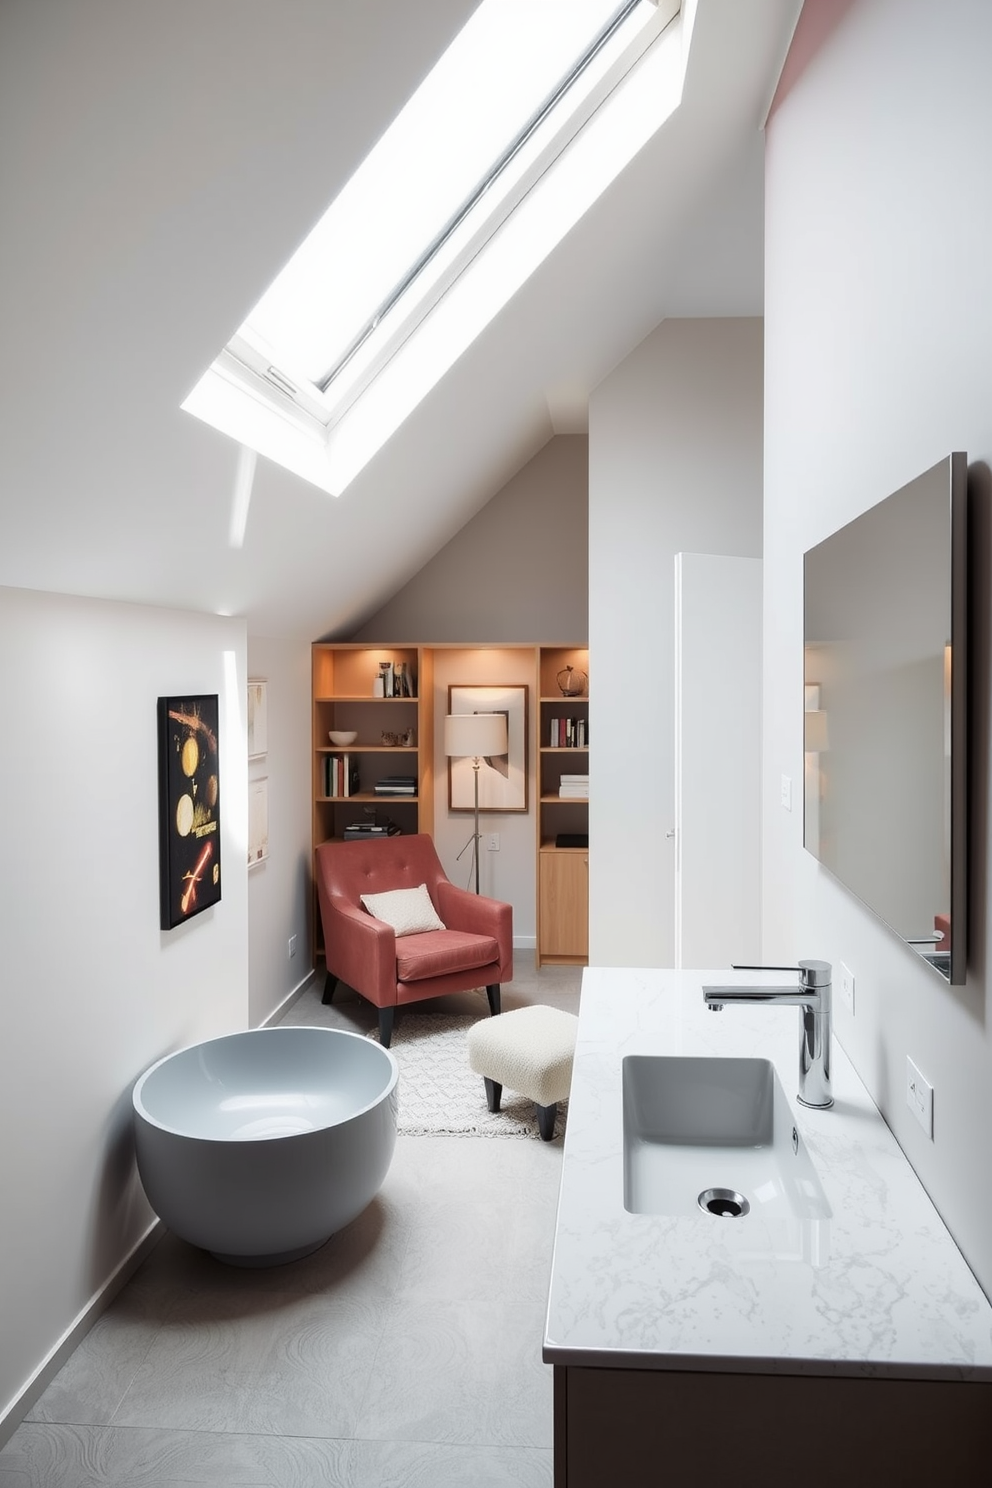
[536,1102,557,1141]
[484,1077,503,1113]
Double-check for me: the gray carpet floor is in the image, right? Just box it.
[0,955,582,1488]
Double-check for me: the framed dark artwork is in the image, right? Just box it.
[158,694,222,929]
[447,684,529,812]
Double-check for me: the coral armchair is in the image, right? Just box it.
[314,834,513,1047]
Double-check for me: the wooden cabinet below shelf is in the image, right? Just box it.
[539,847,589,965]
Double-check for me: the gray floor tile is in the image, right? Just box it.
[111,1291,388,1438]
[0,1422,357,1488]
[355,1299,553,1449]
[349,1438,554,1487]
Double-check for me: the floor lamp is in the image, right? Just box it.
[444,712,509,893]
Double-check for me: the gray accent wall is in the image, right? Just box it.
[349,436,588,644]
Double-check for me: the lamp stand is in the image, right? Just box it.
[454,755,482,893]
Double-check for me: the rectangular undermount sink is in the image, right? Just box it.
[622,1055,830,1221]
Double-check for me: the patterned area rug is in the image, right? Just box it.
[367,1012,567,1139]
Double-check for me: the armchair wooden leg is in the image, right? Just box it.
[322,972,338,1005]
[378,1007,395,1048]
[486,984,501,1017]
[536,1102,557,1141]
[484,1076,503,1113]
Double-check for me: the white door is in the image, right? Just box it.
[674,553,762,969]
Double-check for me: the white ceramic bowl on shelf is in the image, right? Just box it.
[328,731,358,746]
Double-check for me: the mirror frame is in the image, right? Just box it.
[803,453,968,984]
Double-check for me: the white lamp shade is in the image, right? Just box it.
[444,712,507,758]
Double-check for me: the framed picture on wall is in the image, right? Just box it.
[447,683,528,812]
[247,678,268,758]
[248,777,269,868]
[157,694,222,929]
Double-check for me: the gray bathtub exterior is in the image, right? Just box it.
[132,1027,398,1265]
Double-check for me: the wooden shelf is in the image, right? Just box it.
[536,646,589,968]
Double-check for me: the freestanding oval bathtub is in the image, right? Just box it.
[132,1026,398,1266]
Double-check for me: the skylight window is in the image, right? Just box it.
[184,0,686,501]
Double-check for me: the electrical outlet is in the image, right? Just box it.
[288,935,298,959]
[487,832,500,852]
[840,961,855,1015]
[780,774,792,811]
[906,1056,934,1139]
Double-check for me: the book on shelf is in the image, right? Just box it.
[374,774,417,795]
[559,773,589,782]
[548,716,588,747]
[558,784,589,798]
[324,752,361,798]
[343,822,402,839]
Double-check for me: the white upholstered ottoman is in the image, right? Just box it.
[466,1005,579,1140]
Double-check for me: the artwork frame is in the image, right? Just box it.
[447,684,528,813]
[248,777,269,868]
[157,694,222,929]
[247,678,268,759]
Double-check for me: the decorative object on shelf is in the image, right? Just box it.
[393,660,416,697]
[247,679,268,758]
[157,693,221,929]
[400,727,416,747]
[380,730,399,746]
[445,707,511,894]
[248,777,268,867]
[329,730,358,746]
[556,665,587,697]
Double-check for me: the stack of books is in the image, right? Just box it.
[548,716,587,747]
[374,775,417,796]
[559,773,589,799]
[343,822,401,840]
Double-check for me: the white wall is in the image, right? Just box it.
[763,0,992,1297]
[246,635,313,1026]
[0,587,248,1434]
[588,317,764,966]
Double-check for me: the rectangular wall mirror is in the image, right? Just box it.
[803,452,968,983]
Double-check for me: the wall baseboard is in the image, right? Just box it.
[513,935,537,950]
[0,1219,164,1451]
[258,968,317,1029]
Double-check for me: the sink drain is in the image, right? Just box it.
[698,1187,750,1219]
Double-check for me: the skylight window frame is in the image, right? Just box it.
[230,1,678,433]
[182,0,687,497]
[313,0,676,402]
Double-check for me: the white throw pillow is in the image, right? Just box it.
[360,883,445,937]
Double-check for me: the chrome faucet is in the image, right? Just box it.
[702,960,833,1110]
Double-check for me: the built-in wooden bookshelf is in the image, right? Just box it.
[537,646,589,967]
[311,640,587,968]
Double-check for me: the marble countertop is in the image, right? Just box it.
[543,966,992,1380]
